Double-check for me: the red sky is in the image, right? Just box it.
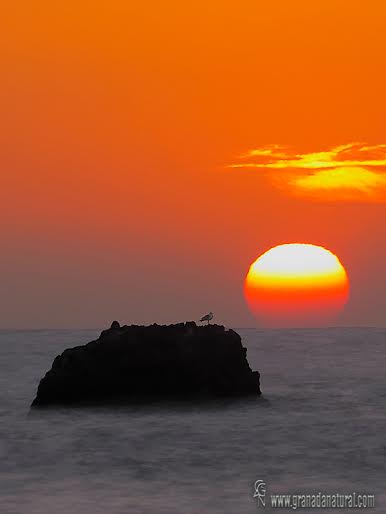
[1,1,386,327]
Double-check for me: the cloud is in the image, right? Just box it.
[291,167,386,201]
[229,143,386,201]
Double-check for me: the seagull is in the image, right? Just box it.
[200,312,214,325]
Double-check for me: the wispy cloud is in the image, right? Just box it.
[229,143,386,201]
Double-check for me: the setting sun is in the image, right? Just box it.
[245,244,349,327]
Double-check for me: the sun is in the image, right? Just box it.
[244,243,349,327]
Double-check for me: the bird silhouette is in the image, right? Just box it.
[200,312,214,324]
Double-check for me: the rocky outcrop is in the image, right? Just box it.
[31,321,260,407]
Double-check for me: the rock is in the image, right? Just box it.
[31,322,261,407]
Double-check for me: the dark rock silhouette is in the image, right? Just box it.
[31,322,261,407]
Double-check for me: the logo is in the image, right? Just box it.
[253,480,266,507]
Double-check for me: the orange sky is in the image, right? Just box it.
[1,1,386,327]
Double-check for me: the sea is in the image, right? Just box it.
[0,328,385,513]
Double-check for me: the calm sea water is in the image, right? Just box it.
[0,328,385,513]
